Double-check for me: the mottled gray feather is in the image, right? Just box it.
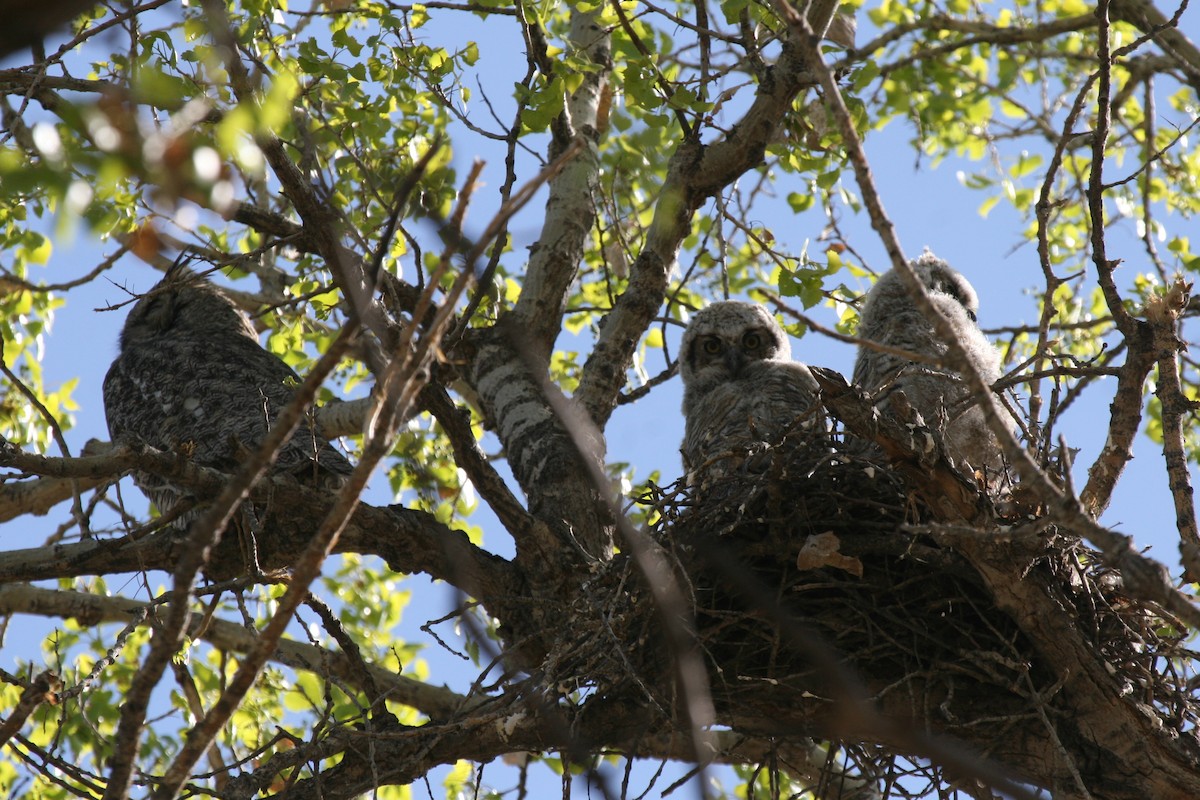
[679,301,825,483]
[852,251,1010,472]
[103,268,352,527]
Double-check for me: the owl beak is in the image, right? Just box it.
[724,349,746,377]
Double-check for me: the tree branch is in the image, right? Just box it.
[0,583,471,720]
[1145,279,1200,580]
[574,2,840,429]
[508,6,610,361]
[781,0,1200,636]
[0,667,59,751]
[467,325,611,565]
[1109,0,1200,90]
[0,397,371,524]
[0,445,519,626]
[419,385,538,548]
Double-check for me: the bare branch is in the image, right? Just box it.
[0,583,472,719]
[0,668,59,750]
[1146,279,1200,580]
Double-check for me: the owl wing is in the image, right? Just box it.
[103,345,199,519]
[682,384,746,478]
[854,298,1011,471]
[217,335,354,488]
[103,335,352,494]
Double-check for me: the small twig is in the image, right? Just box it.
[302,593,381,708]
[0,351,87,536]
[608,0,695,137]
[0,669,60,750]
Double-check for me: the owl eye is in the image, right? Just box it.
[702,338,722,355]
[742,332,763,350]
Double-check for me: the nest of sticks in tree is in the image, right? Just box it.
[549,428,1200,794]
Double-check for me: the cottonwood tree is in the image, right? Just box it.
[1,0,1199,798]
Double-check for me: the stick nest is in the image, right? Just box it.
[548,435,1200,793]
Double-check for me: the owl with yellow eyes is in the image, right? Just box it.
[679,301,826,484]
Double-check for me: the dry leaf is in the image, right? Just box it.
[796,531,863,578]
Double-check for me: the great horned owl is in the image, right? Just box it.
[103,266,353,535]
[679,300,825,483]
[852,251,1010,473]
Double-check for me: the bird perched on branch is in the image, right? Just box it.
[679,300,826,485]
[852,251,1011,474]
[103,265,353,544]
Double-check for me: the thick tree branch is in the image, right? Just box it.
[783,0,1200,634]
[228,699,894,800]
[0,442,519,620]
[574,2,840,429]
[944,528,1200,800]
[508,6,610,361]
[0,583,471,720]
[0,0,112,60]
[1077,330,1155,516]
[1145,280,1200,579]
[467,324,611,565]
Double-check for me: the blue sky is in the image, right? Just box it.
[2,4,1198,797]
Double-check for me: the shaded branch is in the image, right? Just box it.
[0,583,471,720]
[782,0,1200,636]
[0,397,371,524]
[0,0,117,60]
[0,443,519,627]
[943,526,1200,800]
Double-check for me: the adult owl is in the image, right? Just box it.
[852,251,1009,473]
[103,266,353,539]
[679,300,825,484]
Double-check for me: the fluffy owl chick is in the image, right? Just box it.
[103,267,353,531]
[852,252,1009,472]
[679,301,824,484]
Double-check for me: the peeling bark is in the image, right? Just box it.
[467,325,612,565]
[510,7,610,360]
